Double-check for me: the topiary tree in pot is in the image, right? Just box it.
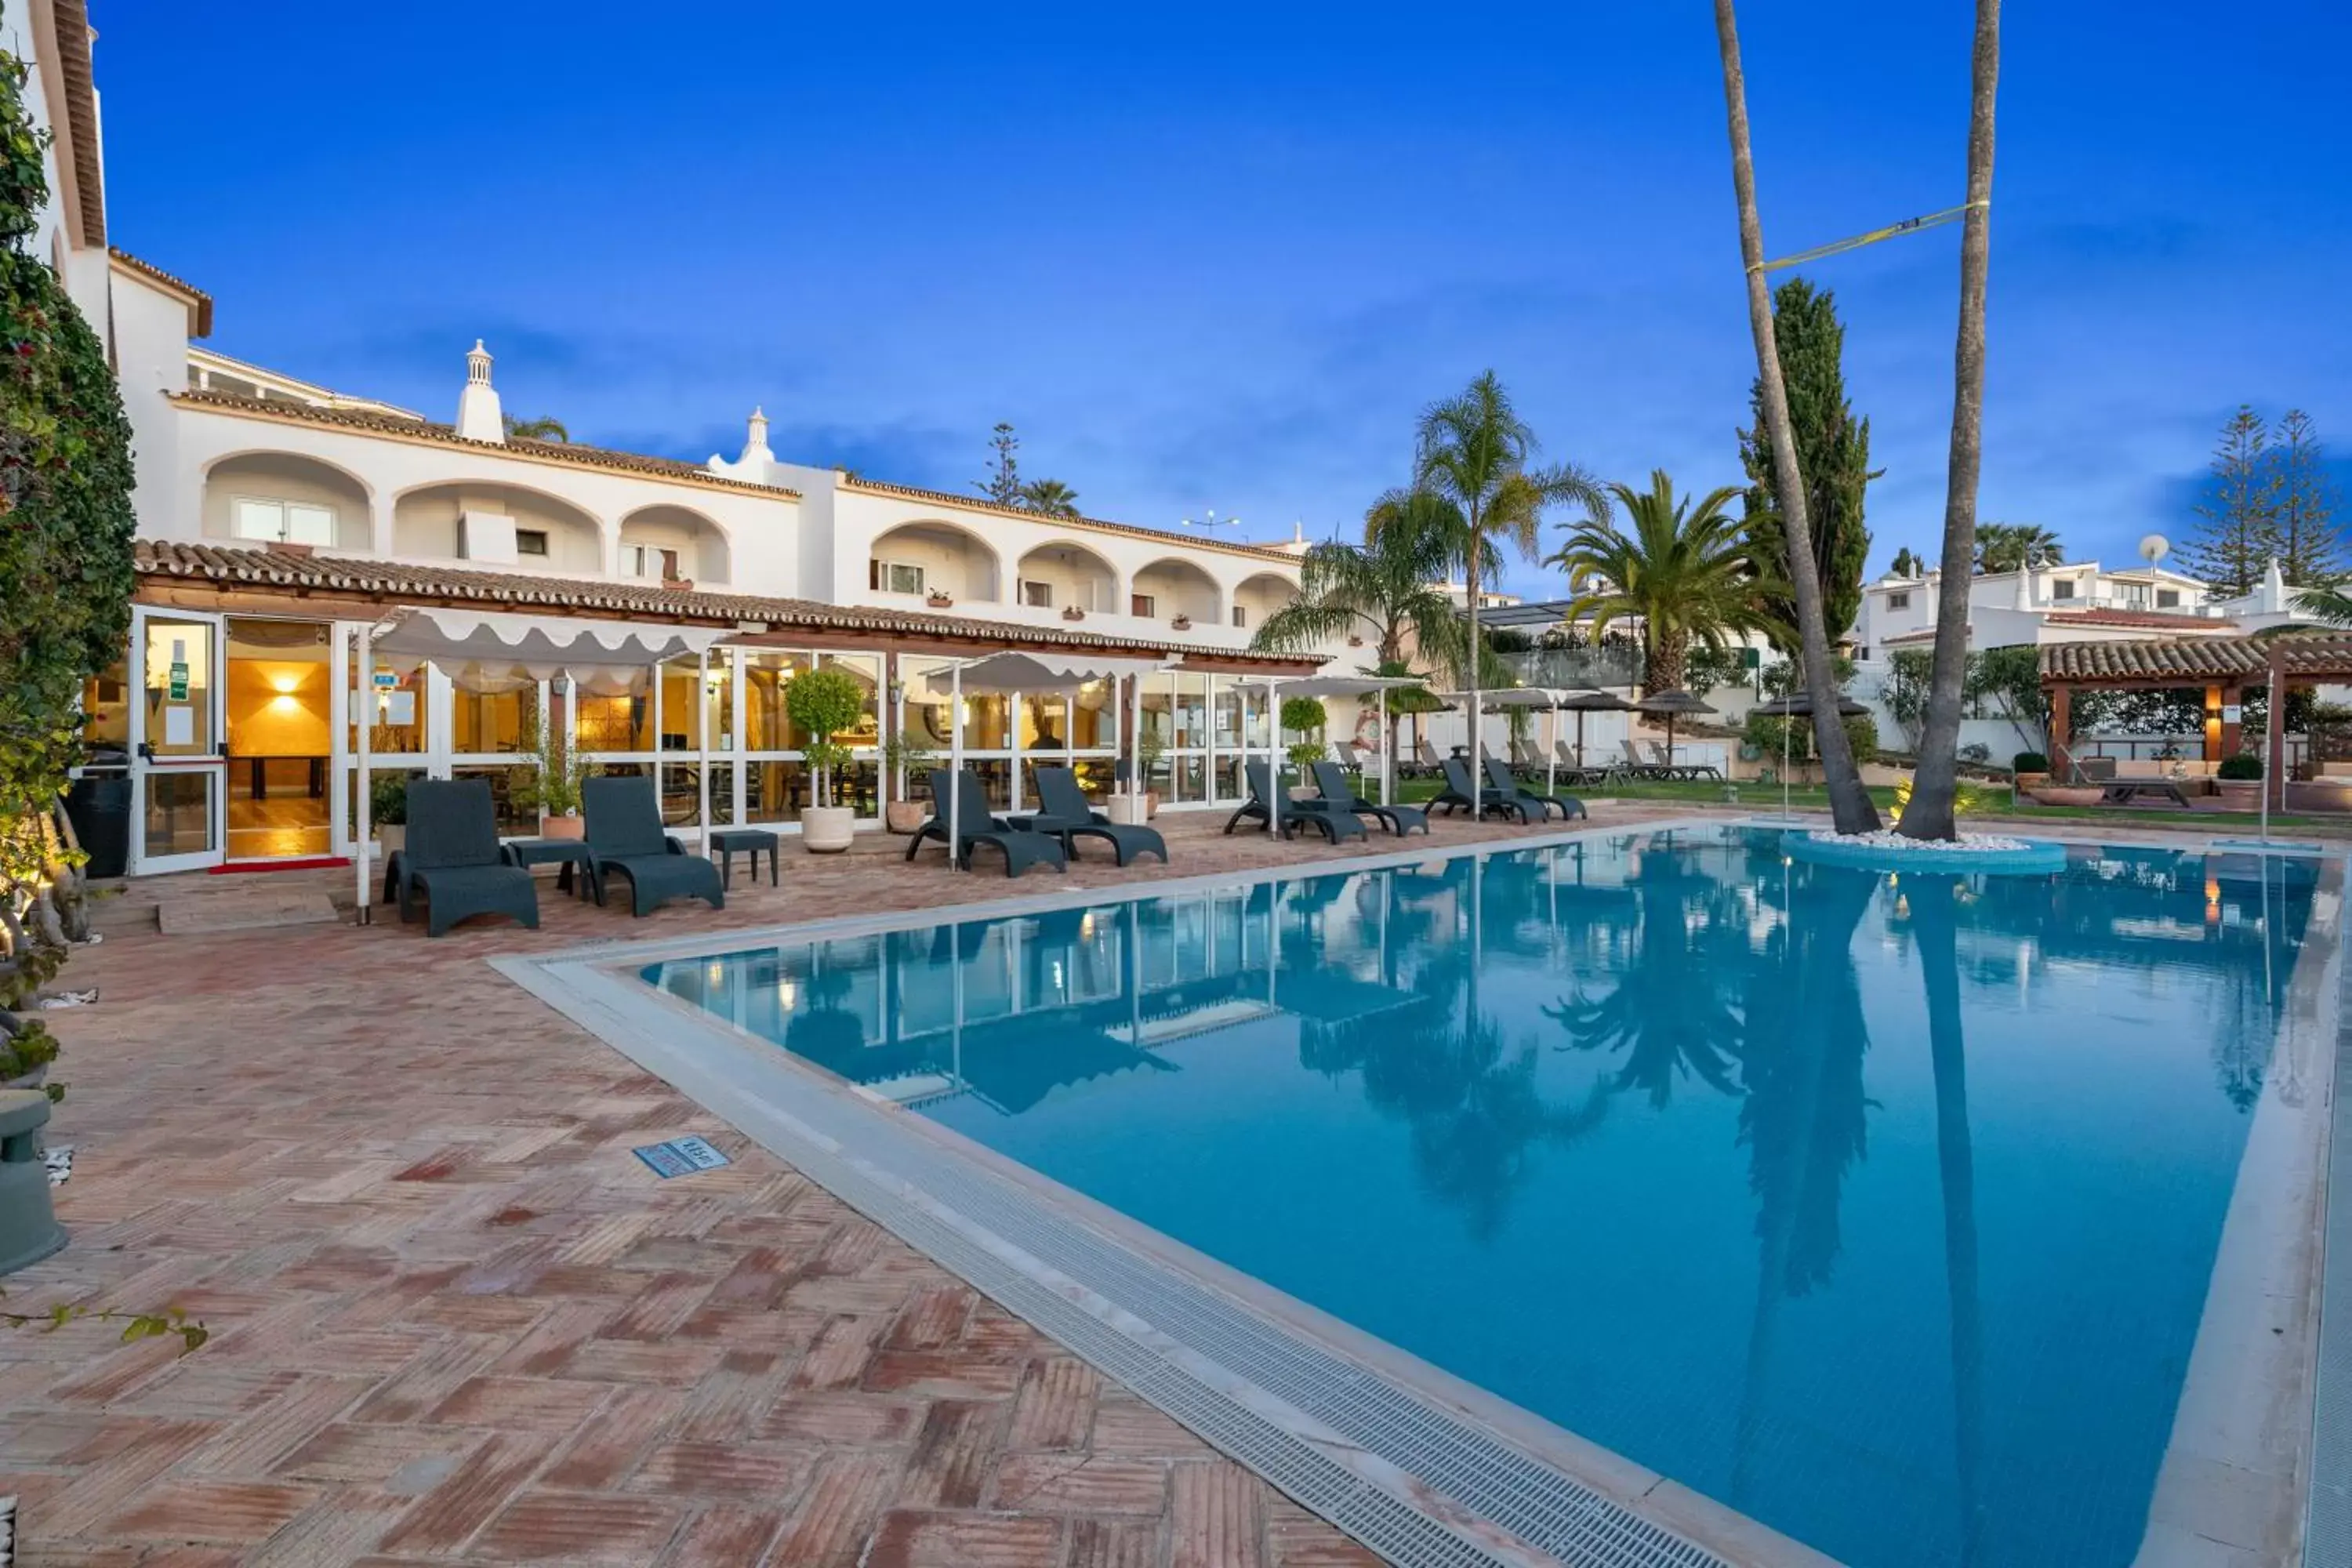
[1279,695,1328,793]
[787,666,869,851]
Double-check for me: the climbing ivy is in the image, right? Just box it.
[0,27,138,1005]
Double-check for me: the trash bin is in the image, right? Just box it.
[64,750,130,880]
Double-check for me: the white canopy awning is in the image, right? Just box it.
[924,650,1172,695]
[1229,673,1426,697]
[1436,687,1563,707]
[370,607,734,687]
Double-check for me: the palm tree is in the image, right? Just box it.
[503,414,569,443]
[1900,0,2003,843]
[1548,470,1780,691]
[1973,522,2060,574]
[2296,582,2352,626]
[1253,488,1465,671]
[1018,477,1082,517]
[1712,0,1880,833]
[1414,372,1604,796]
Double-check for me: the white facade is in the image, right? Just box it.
[1854,560,2231,661]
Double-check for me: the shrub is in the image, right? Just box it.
[786,666,869,808]
[2012,751,2049,775]
[368,769,425,826]
[2218,753,2263,781]
[1279,695,1327,735]
[1743,710,1878,768]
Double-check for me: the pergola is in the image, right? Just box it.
[2039,631,2352,811]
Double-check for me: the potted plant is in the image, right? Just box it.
[789,665,868,852]
[926,590,954,609]
[2215,752,2262,811]
[1280,696,1329,798]
[513,722,593,839]
[880,731,937,835]
[1062,605,1085,622]
[0,1016,58,1094]
[2011,750,2050,793]
[1134,728,1167,820]
[368,771,411,855]
[1171,613,1192,631]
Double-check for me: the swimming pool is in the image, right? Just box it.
[631,826,2334,1567]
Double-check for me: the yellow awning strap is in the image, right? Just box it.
[1749,199,1989,274]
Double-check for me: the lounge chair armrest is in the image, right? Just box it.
[665,835,688,855]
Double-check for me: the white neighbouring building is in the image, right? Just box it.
[17,3,1376,877]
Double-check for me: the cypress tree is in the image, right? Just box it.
[1737,277,1876,647]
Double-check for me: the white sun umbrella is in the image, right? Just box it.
[925,651,1171,869]
[356,606,734,920]
[1437,687,1563,799]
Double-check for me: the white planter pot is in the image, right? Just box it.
[800,805,856,854]
[375,824,406,855]
[1104,795,1149,826]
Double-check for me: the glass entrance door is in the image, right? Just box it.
[129,608,226,874]
[224,618,335,860]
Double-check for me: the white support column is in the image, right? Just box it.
[696,648,711,845]
[948,662,964,868]
[369,494,395,556]
[354,622,373,923]
[1379,688,1392,806]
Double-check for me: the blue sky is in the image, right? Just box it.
[97,2,2350,598]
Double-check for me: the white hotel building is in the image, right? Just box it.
[17,4,1358,877]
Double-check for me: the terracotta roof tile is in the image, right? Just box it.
[2040,608,2238,631]
[2038,633,2352,684]
[167,391,804,499]
[839,476,1305,566]
[131,540,1322,670]
[53,0,103,246]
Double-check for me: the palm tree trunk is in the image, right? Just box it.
[1900,0,2002,842]
[1465,515,1483,804]
[1712,0,1879,835]
[1914,884,1987,1560]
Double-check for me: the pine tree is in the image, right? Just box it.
[2269,409,2344,585]
[975,422,1021,506]
[2179,406,2278,595]
[1737,277,1877,647]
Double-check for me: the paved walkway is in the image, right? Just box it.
[3,803,1702,1566]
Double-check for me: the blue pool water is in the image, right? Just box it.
[643,827,2328,1568]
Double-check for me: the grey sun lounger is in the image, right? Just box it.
[1223,760,1367,844]
[582,775,726,916]
[1010,764,1167,866]
[1486,756,1585,821]
[396,779,540,938]
[1432,757,1520,819]
[908,768,1069,876]
[1312,760,1427,836]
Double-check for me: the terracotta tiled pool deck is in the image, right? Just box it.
[3,803,1722,1567]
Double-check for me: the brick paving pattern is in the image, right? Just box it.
[2,804,1700,1565]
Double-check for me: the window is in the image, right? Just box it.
[232,497,336,546]
[1231,605,1248,629]
[622,544,681,581]
[516,528,549,557]
[2051,579,2076,601]
[2157,588,2180,608]
[1131,593,1157,619]
[1021,580,1054,608]
[870,559,925,595]
[1886,590,1911,612]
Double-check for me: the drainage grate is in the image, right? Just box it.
[506,951,1741,1568]
[2306,902,2352,1568]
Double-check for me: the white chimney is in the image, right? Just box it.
[2013,567,2033,610]
[456,339,505,443]
[739,406,774,466]
[709,406,775,481]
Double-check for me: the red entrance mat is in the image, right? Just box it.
[208,856,352,874]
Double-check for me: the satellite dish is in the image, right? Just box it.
[2140,533,2170,566]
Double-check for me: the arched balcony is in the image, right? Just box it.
[619,503,731,586]
[1013,539,1120,615]
[1230,571,1301,633]
[869,521,1001,604]
[1130,557,1223,628]
[392,482,603,575]
[201,452,372,551]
